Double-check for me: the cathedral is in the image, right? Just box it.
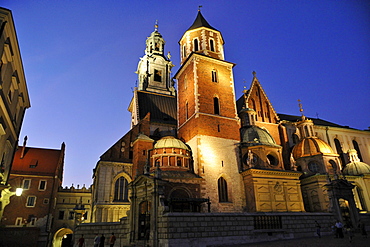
[87,10,370,246]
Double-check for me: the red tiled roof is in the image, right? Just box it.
[11,146,63,176]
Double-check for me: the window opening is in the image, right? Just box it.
[210,39,215,51]
[218,177,228,202]
[213,97,220,115]
[194,39,199,51]
[114,176,129,202]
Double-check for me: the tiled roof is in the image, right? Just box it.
[11,146,63,176]
[137,91,177,126]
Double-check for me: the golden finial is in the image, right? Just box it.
[252,71,256,78]
[298,99,305,118]
[154,20,158,31]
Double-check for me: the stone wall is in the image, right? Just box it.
[74,212,341,247]
[157,212,335,247]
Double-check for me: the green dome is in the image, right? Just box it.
[343,162,370,176]
[343,149,370,175]
[241,126,278,147]
[154,136,190,150]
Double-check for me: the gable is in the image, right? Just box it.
[244,77,279,124]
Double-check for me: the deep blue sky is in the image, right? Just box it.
[3,1,370,187]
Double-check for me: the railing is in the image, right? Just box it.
[254,215,282,229]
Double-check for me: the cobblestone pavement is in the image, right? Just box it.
[230,234,369,247]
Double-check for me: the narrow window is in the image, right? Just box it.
[129,150,133,159]
[217,124,220,132]
[22,179,31,190]
[218,177,228,202]
[58,211,65,220]
[211,70,218,82]
[334,138,346,166]
[113,176,129,202]
[214,97,220,115]
[210,39,215,51]
[29,217,37,226]
[69,211,75,220]
[352,140,363,161]
[26,196,36,207]
[185,102,189,120]
[15,217,22,226]
[39,180,47,191]
[183,45,186,58]
[154,69,162,82]
[194,39,199,51]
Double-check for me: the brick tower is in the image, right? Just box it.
[174,10,245,212]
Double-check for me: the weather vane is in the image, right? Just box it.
[198,5,203,11]
[252,71,256,78]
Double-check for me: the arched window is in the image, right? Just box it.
[218,177,228,202]
[213,97,220,115]
[352,140,363,161]
[194,38,199,51]
[334,138,346,166]
[113,176,129,202]
[210,39,215,51]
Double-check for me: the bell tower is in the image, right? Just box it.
[136,22,175,96]
[175,10,244,212]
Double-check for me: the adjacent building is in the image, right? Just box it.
[1,138,65,246]
[0,7,30,220]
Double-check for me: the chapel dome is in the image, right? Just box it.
[154,136,190,151]
[240,126,278,147]
[343,149,370,176]
[292,137,335,160]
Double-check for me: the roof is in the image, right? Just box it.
[11,145,64,176]
[240,126,280,147]
[278,113,350,128]
[187,11,218,31]
[291,137,335,160]
[137,91,177,126]
[154,136,190,150]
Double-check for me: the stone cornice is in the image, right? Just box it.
[241,168,302,178]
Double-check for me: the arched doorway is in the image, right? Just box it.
[53,228,73,247]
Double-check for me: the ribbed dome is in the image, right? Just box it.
[154,136,190,150]
[343,149,370,175]
[241,126,278,147]
[343,162,370,176]
[292,137,334,160]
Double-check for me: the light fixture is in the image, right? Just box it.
[15,188,23,196]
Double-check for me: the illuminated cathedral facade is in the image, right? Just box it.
[88,11,370,246]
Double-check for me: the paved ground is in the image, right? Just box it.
[228,234,369,247]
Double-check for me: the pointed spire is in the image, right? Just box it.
[187,10,217,31]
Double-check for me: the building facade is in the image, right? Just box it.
[1,138,65,246]
[0,7,30,220]
[82,11,370,246]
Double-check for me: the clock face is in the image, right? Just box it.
[308,161,320,173]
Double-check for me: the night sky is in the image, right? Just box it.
[2,1,370,187]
